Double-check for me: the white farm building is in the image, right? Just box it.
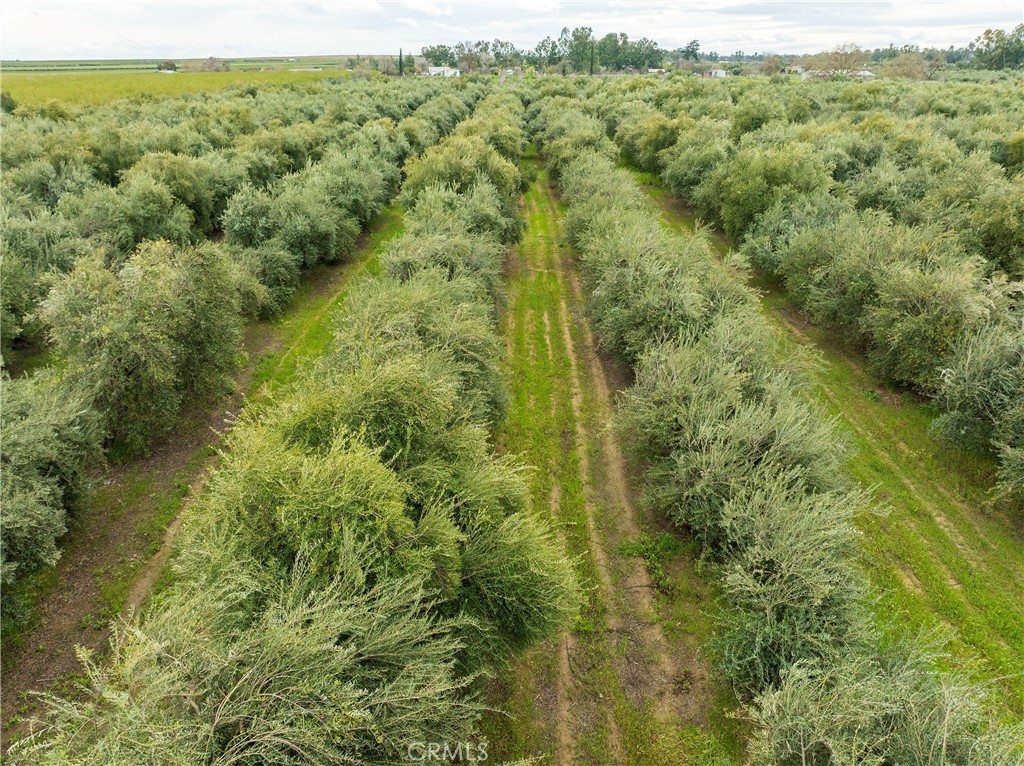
[426,66,461,77]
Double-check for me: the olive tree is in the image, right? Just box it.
[39,241,241,452]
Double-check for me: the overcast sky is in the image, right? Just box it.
[3,1,1022,60]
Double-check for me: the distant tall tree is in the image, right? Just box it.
[921,52,945,79]
[809,43,870,75]
[878,52,926,79]
[451,40,487,71]
[681,39,701,61]
[597,33,626,71]
[944,45,967,64]
[968,24,1024,69]
[557,26,572,61]
[533,36,560,67]
[421,44,457,67]
[758,54,782,75]
[421,29,664,73]
[492,38,518,67]
[872,43,918,62]
[454,41,474,71]
[560,26,594,72]
[627,37,663,69]
[200,57,228,72]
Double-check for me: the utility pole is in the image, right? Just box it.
[399,48,403,76]
[589,40,595,75]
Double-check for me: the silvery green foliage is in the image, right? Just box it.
[625,76,1024,504]
[545,87,1020,758]
[12,564,480,765]
[39,240,242,454]
[935,323,1024,504]
[747,641,1024,765]
[12,89,579,763]
[1,84,484,612]
[1,371,102,620]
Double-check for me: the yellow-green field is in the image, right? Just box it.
[1,69,342,106]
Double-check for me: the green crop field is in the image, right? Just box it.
[0,68,342,105]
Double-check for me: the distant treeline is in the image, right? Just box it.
[420,23,1024,73]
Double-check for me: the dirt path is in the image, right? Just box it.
[1,211,400,737]
[482,166,738,764]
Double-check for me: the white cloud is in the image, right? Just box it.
[1,0,1019,59]
[398,0,454,17]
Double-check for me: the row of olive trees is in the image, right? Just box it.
[9,91,578,764]
[0,78,471,350]
[605,77,1024,506]
[610,88,1024,278]
[0,85,481,625]
[536,93,1023,763]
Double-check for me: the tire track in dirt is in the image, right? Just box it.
[566,262,687,720]
[536,177,695,749]
[497,190,577,764]
[533,192,622,765]
[508,178,626,763]
[645,181,994,571]
[542,294,576,766]
[776,316,978,514]
[552,268,626,765]
[491,167,724,764]
[772,312,980,562]
[544,181,689,726]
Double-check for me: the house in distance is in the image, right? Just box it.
[426,65,461,77]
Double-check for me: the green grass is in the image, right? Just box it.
[2,69,341,105]
[248,206,403,396]
[78,471,191,630]
[618,533,682,594]
[1,455,195,651]
[481,159,597,762]
[481,159,740,764]
[0,567,60,652]
[771,307,1024,712]
[633,166,1024,717]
